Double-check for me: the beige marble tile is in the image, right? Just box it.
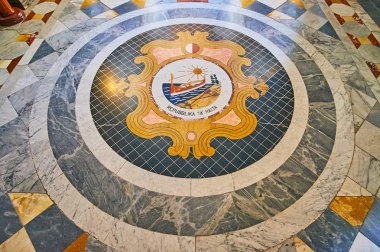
[355,121,380,164]
[348,146,380,195]
[0,228,36,252]
[337,177,372,196]
[350,86,377,119]
[297,11,327,30]
[32,2,58,14]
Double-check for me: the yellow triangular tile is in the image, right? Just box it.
[64,233,89,252]
[0,228,36,252]
[132,0,145,8]
[80,0,98,9]
[288,0,305,8]
[8,193,53,226]
[294,236,313,252]
[329,196,374,227]
[242,0,255,8]
[16,34,30,42]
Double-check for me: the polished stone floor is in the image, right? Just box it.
[0,0,380,251]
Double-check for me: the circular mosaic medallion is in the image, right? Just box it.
[151,58,232,120]
[90,24,295,178]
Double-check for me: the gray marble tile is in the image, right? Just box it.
[348,146,380,195]
[85,235,118,252]
[68,18,107,37]
[8,81,41,126]
[0,180,5,197]
[25,204,84,251]
[45,29,77,53]
[367,102,380,128]
[0,194,23,244]
[344,70,376,99]
[60,9,91,28]
[10,173,46,194]
[298,209,358,252]
[0,145,35,191]
[309,102,336,139]
[0,99,18,128]
[29,52,60,79]
[292,125,334,175]
[0,117,28,159]
[350,87,377,119]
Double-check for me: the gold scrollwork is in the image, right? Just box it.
[122,31,269,159]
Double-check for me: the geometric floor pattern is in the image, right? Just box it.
[0,0,380,251]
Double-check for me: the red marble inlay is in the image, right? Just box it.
[25,32,38,46]
[366,61,380,78]
[23,10,35,22]
[7,55,23,73]
[368,34,380,48]
[347,33,361,48]
[353,14,364,24]
[340,0,350,6]
[334,13,345,25]
[42,11,53,23]
[325,0,333,6]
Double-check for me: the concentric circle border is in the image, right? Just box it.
[75,19,308,197]
[29,3,354,251]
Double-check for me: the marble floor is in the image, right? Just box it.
[0,0,380,251]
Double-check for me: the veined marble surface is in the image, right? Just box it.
[1,0,379,251]
[25,3,353,250]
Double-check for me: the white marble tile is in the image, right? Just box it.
[46,20,69,38]
[350,233,380,252]
[7,66,39,95]
[60,9,90,28]
[257,0,286,9]
[93,10,118,19]
[18,39,44,65]
[0,42,28,60]
[356,121,380,160]
[0,99,18,127]
[0,69,9,87]
[32,2,58,14]
[101,0,129,9]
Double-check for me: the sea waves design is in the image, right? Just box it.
[163,83,214,105]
